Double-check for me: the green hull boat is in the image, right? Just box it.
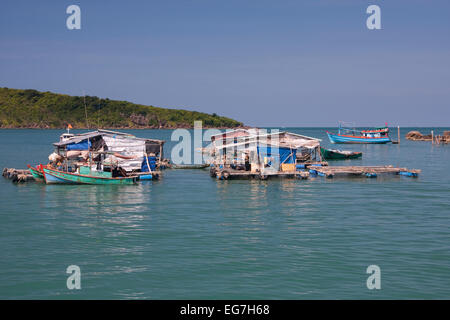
[43,168,137,185]
[27,165,45,182]
[320,147,362,160]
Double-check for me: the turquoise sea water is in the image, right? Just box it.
[0,128,449,299]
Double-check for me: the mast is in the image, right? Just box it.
[83,91,89,129]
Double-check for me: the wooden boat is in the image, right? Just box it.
[327,123,391,144]
[43,167,137,185]
[320,147,362,160]
[27,164,45,181]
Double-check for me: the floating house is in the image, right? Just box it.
[208,129,324,179]
[50,129,165,178]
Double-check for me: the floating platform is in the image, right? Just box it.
[295,161,328,169]
[211,167,309,180]
[134,171,161,180]
[2,168,35,183]
[307,165,421,178]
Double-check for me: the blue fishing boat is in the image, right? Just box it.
[327,123,391,144]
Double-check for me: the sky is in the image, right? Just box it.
[1,0,449,127]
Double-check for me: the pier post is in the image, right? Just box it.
[397,126,400,144]
[431,130,434,145]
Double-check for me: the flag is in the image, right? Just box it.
[68,124,73,129]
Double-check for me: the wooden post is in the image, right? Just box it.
[145,153,152,173]
[431,130,434,144]
[88,137,92,172]
[397,126,400,144]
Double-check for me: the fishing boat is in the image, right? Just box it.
[326,122,391,144]
[27,164,45,181]
[320,147,362,160]
[43,167,137,185]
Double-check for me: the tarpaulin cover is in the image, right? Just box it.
[66,140,91,151]
[279,147,296,164]
[141,157,156,172]
[257,146,296,164]
[103,136,145,171]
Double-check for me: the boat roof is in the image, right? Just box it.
[53,129,165,147]
[210,128,253,141]
[210,128,321,142]
[253,131,321,142]
[214,131,320,150]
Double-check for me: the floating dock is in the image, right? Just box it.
[211,164,420,180]
[2,168,34,183]
[211,167,309,180]
[295,161,328,169]
[308,165,420,178]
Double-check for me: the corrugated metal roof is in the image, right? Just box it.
[53,130,164,147]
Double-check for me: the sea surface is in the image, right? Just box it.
[0,128,449,299]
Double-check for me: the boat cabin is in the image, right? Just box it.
[59,133,75,142]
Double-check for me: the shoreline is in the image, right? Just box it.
[0,126,448,130]
[0,125,249,130]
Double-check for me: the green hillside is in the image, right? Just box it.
[0,88,243,129]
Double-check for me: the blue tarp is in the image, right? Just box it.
[66,140,91,151]
[141,157,156,172]
[257,146,296,164]
[279,147,296,164]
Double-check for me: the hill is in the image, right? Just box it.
[0,88,243,129]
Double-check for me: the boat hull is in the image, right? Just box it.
[43,169,76,184]
[320,147,362,160]
[27,165,45,181]
[327,132,391,144]
[43,168,137,185]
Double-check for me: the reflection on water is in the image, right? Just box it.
[41,184,149,215]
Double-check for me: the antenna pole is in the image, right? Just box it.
[83,91,89,129]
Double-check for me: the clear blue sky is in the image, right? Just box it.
[1,0,449,126]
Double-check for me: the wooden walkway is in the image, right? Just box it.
[308,165,420,178]
[295,161,329,169]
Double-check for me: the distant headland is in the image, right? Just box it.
[0,87,244,129]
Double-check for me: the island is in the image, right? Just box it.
[0,87,244,129]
